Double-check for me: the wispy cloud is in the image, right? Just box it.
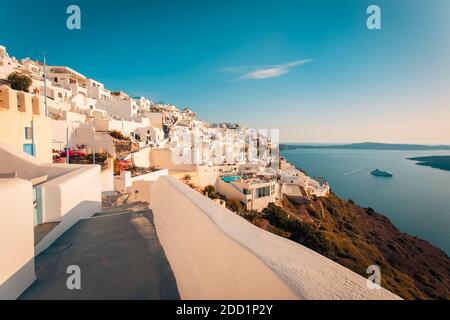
[221,59,313,81]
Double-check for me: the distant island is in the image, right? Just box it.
[280,142,450,151]
[407,156,450,172]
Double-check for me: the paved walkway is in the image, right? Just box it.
[20,205,180,300]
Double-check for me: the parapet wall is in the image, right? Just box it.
[0,140,103,256]
[150,176,401,300]
[0,179,35,300]
[151,176,298,299]
[35,164,102,254]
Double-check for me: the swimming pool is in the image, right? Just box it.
[222,176,241,183]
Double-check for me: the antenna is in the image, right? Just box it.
[43,52,48,117]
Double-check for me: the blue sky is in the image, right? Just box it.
[1,0,449,143]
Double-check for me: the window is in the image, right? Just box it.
[24,127,33,140]
[255,186,270,198]
[243,188,250,195]
[58,93,63,98]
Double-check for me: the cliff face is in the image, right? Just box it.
[316,195,449,299]
[245,194,450,300]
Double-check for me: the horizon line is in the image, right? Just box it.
[279,141,450,146]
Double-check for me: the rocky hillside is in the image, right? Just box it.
[243,194,450,300]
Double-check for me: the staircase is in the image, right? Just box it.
[94,192,151,218]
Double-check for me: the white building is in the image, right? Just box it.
[279,159,330,198]
[0,46,20,79]
[70,94,97,111]
[134,96,152,113]
[48,66,88,97]
[96,93,138,118]
[216,176,278,212]
[135,126,165,147]
[87,79,110,101]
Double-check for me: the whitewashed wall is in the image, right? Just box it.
[0,179,36,300]
[150,176,401,300]
[114,169,168,193]
[0,140,103,256]
[100,168,114,194]
[150,176,297,299]
[131,147,151,168]
[36,165,102,254]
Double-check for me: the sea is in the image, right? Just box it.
[281,148,450,255]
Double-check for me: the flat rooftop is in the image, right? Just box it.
[20,205,180,300]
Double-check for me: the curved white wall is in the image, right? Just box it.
[150,176,401,300]
[0,139,75,180]
[151,176,298,300]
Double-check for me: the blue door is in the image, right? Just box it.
[23,143,34,156]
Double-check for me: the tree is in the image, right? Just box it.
[226,199,242,213]
[203,185,216,197]
[204,185,215,193]
[7,72,32,92]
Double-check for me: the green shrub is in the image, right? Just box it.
[204,185,215,194]
[69,152,108,168]
[7,72,32,92]
[226,199,243,213]
[262,203,335,257]
[204,185,222,200]
[109,130,129,140]
[263,203,294,231]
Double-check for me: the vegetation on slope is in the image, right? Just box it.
[251,195,450,299]
[203,183,450,300]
